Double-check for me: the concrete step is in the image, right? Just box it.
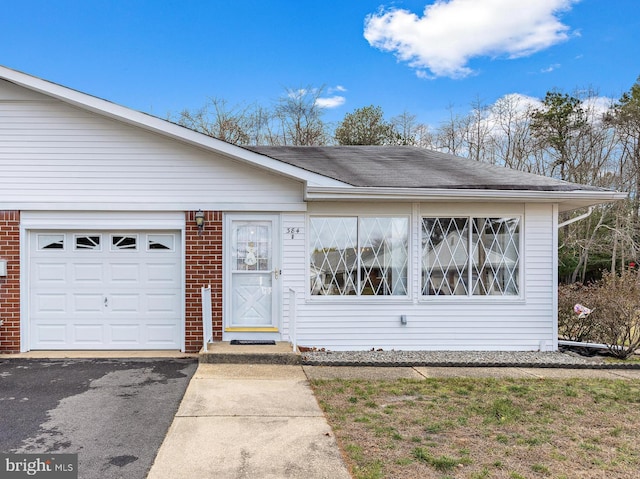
[199,341,301,365]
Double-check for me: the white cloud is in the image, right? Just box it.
[581,95,614,121]
[316,95,346,108]
[316,85,347,109]
[364,0,580,79]
[541,63,561,73]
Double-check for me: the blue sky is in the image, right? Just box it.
[1,0,638,127]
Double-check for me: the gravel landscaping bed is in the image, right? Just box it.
[301,349,640,368]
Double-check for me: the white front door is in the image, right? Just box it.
[225,215,280,337]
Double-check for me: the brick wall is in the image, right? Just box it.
[184,211,223,353]
[0,211,20,353]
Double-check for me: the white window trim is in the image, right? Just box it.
[73,234,102,251]
[147,233,176,252]
[110,233,139,251]
[307,213,412,301]
[419,214,525,301]
[36,233,66,251]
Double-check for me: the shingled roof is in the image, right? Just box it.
[244,145,605,192]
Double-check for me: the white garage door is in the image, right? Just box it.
[29,231,182,350]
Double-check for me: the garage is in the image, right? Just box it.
[28,230,182,350]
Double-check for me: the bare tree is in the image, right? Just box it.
[488,94,537,172]
[434,105,467,156]
[391,110,433,146]
[173,97,251,145]
[273,87,329,145]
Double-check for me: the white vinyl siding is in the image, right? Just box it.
[280,202,555,351]
[0,86,305,211]
[281,213,306,341]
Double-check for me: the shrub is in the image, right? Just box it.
[558,282,601,342]
[591,270,640,359]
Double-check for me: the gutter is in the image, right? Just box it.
[305,186,626,211]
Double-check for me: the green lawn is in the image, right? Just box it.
[311,377,640,479]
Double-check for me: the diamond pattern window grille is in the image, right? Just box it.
[422,218,469,295]
[310,218,358,295]
[310,217,408,296]
[422,217,520,296]
[359,218,409,296]
[471,218,520,295]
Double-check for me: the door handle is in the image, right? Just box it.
[104,296,108,308]
[274,269,281,279]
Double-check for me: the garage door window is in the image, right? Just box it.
[75,235,101,251]
[37,234,65,250]
[111,235,138,251]
[148,234,174,251]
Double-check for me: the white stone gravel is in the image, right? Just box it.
[301,350,619,367]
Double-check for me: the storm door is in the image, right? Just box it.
[226,215,280,332]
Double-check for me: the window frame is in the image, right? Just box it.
[73,234,102,251]
[420,215,523,300]
[36,233,66,251]
[110,234,139,252]
[308,214,411,300]
[146,234,176,252]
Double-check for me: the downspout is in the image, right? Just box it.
[554,205,594,351]
[557,206,594,228]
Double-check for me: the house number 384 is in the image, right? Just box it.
[285,227,300,239]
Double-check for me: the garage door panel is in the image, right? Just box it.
[146,263,180,284]
[146,324,180,345]
[34,324,68,345]
[111,325,141,345]
[35,263,67,283]
[35,293,67,313]
[109,293,141,312]
[73,263,104,283]
[74,324,105,344]
[29,230,182,350]
[73,293,104,312]
[110,263,141,283]
[147,293,179,313]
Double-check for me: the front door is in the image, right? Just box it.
[225,215,280,337]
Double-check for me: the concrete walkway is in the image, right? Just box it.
[146,364,351,479]
[303,365,640,380]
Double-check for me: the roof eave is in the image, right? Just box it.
[305,186,627,212]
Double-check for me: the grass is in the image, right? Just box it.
[310,377,640,479]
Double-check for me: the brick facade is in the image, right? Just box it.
[0,211,20,353]
[0,210,223,354]
[184,210,223,353]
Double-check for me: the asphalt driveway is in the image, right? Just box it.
[0,358,197,479]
